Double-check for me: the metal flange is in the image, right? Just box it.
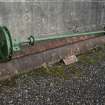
[0,26,13,61]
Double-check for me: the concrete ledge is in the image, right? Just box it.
[0,36,105,81]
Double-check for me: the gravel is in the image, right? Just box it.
[0,47,105,105]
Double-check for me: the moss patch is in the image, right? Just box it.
[28,62,82,80]
[78,45,105,65]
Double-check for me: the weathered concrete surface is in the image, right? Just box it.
[0,36,105,80]
[0,0,104,58]
[0,0,104,39]
[0,0,104,80]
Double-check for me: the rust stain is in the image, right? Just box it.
[13,36,95,59]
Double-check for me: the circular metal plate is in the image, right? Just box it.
[0,26,13,61]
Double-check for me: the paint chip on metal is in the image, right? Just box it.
[63,55,78,65]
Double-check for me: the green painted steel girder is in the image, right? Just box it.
[0,26,105,61]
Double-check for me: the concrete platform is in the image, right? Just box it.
[0,36,105,81]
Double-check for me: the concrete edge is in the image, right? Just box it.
[0,36,105,81]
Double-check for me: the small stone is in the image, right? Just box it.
[63,55,78,65]
[47,97,50,102]
[50,82,53,87]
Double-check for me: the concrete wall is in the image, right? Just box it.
[0,0,105,40]
[0,0,105,80]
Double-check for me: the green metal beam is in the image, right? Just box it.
[34,31,105,42]
[0,26,105,61]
